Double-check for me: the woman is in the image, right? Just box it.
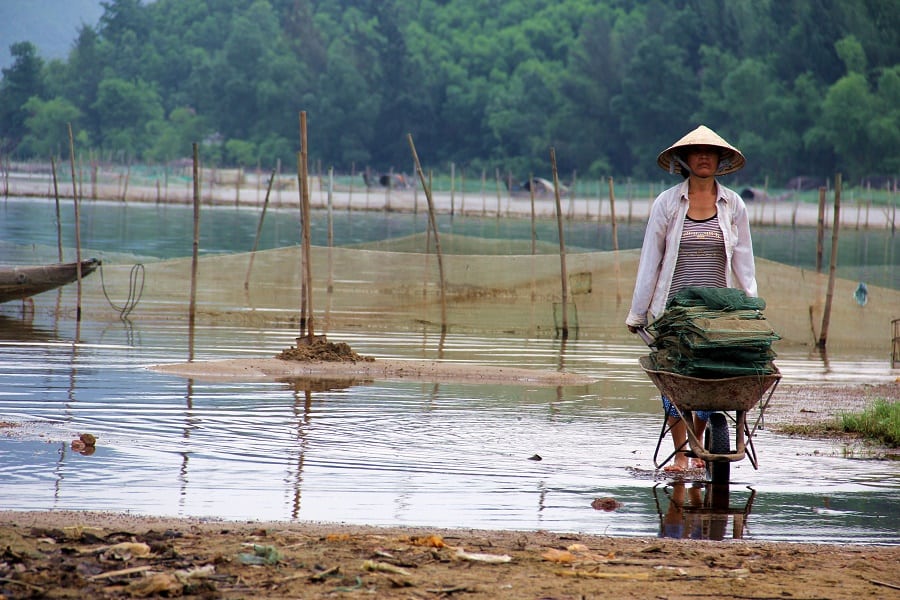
[625,125,757,472]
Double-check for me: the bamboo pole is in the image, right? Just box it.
[550,147,568,339]
[529,171,536,255]
[450,161,455,217]
[481,168,486,216]
[407,133,447,333]
[349,162,355,212]
[234,166,241,207]
[67,124,83,322]
[121,162,131,202]
[815,187,826,273]
[327,166,334,294]
[494,168,502,218]
[608,176,619,251]
[299,111,315,341]
[818,174,841,349]
[460,168,465,213]
[244,167,277,290]
[50,156,63,262]
[189,142,200,331]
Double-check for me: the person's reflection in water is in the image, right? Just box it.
[660,481,704,539]
[656,482,754,540]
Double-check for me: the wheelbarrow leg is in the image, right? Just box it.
[653,409,691,470]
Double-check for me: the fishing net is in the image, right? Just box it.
[4,233,898,357]
[647,287,781,378]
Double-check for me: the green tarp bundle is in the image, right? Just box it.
[647,287,780,378]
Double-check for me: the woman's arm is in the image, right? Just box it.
[626,197,669,327]
[730,197,758,297]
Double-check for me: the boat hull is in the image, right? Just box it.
[0,259,101,303]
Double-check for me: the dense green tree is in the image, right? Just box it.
[611,32,698,178]
[145,106,208,162]
[0,42,45,152]
[1,0,898,183]
[19,96,83,157]
[92,77,163,155]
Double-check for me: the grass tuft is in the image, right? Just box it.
[839,399,900,448]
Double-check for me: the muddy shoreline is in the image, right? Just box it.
[2,507,898,599]
[1,378,897,598]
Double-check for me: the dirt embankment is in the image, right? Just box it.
[1,511,898,599]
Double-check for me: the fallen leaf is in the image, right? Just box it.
[541,548,576,563]
[408,535,446,548]
[127,572,182,597]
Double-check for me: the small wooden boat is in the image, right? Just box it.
[0,259,101,303]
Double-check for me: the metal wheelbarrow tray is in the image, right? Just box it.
[639,355,782,469]
[638,356,781,412]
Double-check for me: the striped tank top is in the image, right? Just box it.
[668,213,727,301]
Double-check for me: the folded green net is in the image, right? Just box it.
[647,287,780,378]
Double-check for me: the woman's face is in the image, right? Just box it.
[684,145,720,177]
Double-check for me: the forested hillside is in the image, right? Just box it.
[1,0,898,185]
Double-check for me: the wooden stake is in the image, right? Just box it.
[50,156,63,262]
[407,134,447,332]
[327,166,334,294]
[608,176,619,251]
[551,147,568,338]
[818,174,841,349]
[299,111,315,340]
[529,171,536,255]
[815,187,826,273]
[67,124,83,322]
[450,161,455,217]
[189,142,200,331]
[244,167,276,290]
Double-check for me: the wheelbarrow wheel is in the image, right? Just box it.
[706,412,731,484]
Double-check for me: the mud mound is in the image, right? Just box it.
[276,338,375,363]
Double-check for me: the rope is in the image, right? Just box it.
[99,262,145,319]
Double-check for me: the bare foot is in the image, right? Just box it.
[663,463,686,473]
[691,458,705,469]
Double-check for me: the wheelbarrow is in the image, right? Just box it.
[639,354,781,484]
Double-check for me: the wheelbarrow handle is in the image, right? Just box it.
[635,326,657,349]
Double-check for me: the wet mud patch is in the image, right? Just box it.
[276,337,375,363]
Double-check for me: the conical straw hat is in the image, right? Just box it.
[657,125,745,176]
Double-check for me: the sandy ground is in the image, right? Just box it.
[2,506,899,599]
[151,356,598,386]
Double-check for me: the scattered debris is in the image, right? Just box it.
[237,544,282,565]
[454,548,512,563]
[71,432,98,455]
[591,497,623,511]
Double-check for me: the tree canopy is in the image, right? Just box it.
[1,0,898,185]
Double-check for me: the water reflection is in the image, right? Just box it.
[653,482,755,541]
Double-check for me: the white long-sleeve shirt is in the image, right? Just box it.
[625,179,758,328]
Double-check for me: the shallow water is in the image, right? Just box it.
[0,197,898,544]
[0,299,897,545]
